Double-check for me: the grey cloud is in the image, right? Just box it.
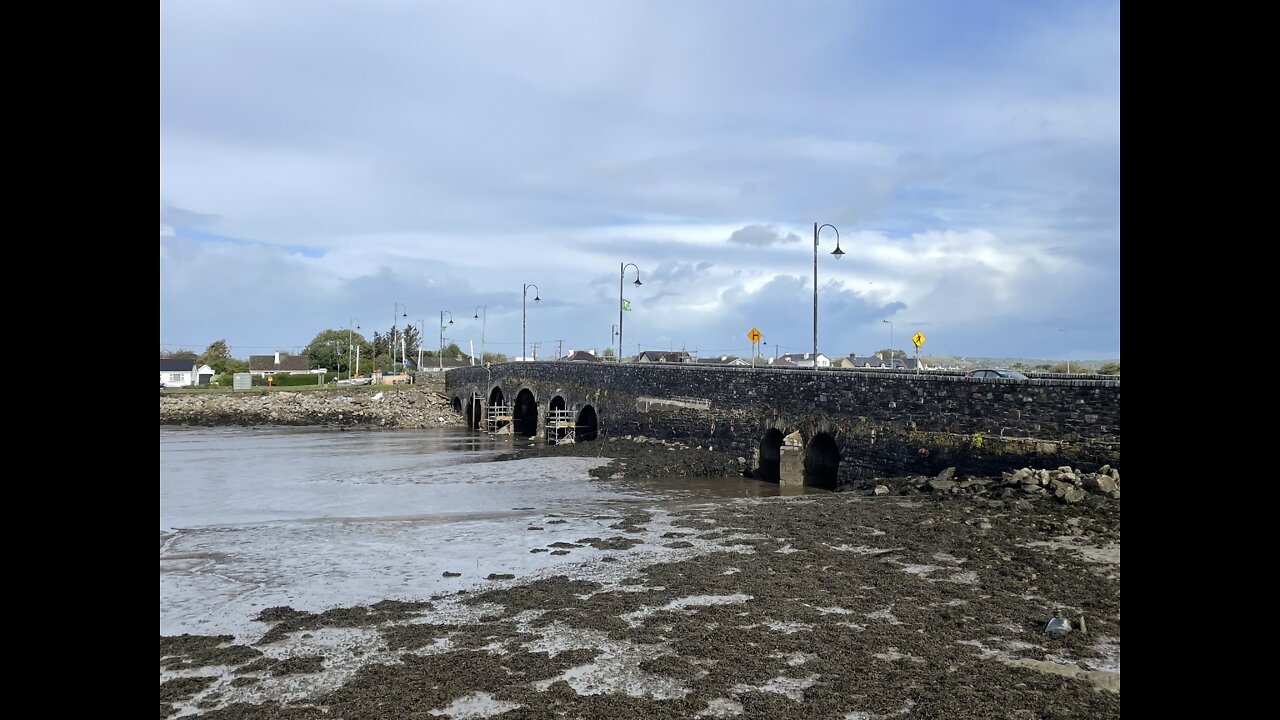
[728,225,802,247]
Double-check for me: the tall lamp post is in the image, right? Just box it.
[473,305,486,365]
[882,319,894,369]
[619,263,642,362]
[392,302,408,373]
[611,324,618,362]
[416,319,426,371]
[439,310,454,371]
[348,317,360,380]
[1059,328,1070,373]
[522,284,540,362]
[813,223,845,373]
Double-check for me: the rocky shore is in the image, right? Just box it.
[160,449,1120,719]
[159,387,464,428]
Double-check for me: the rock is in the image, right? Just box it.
[873,484,890,495]
[737,457,746,464]
[977,520,993,530]
[1061,487,1087,504]
[935,467,957,483]
[1099,464,1111,475]
[985,500,1004,509]
[1082,475,1117,493]
[442,571,461,577]
[930,479,957,493]
[1076,615,1088,634]
[1010,500,1033,511]
[485,573,515,580]
[1110,469,1120,484]
[1044,616,1072,634]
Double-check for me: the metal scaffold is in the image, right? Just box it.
[486,403,512,435]
[545,407,578,445]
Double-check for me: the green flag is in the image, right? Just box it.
[622,299,633,311]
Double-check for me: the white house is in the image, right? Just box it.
[779,352,832,368]
[160,358,195,387]
[160,360,215,387]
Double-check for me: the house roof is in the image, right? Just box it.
[638,350,691,363]
[249,353,310,372]
[561,350,602,362]
[769,357,798,367]
[159,358,194,372]
[697,355,745,365]
[779,352,828,362]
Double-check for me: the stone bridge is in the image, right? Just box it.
[445,363,1120,491]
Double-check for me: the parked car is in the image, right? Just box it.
[966,368,1029,380]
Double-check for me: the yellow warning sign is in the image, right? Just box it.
[912,331,926,348]
[747,327,762,343]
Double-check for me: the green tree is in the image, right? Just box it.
[601,347,615,358]
[875,348,907,361]
[481,351,509,364]
[1099,362,1120,375]
[162,348,198,360]
[304,329,368,374]
[200,339,234,373]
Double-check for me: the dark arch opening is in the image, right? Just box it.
[470,396,482,430]
[488,387,507,432]
[451,396,462,413]
[576,405,598,442]
[550,396,568,441]
[513,389,539,438]
[463,399,473,429]
[757,429,784,482]
[804,433,840,490]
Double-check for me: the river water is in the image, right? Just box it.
[160,427,813,639]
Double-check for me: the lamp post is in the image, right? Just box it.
[1059,328,1070,373]
[882,319,894,369]
[611,324,618,362]
[813,223,845,373]
[416,319,426,371]
[619,263,642,363]
[392,302,407,373]
[522,284,540,362]
[440,310,454,371]
[473,305,486,365]
[348,317,360,379]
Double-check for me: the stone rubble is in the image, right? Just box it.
[159,387,465,428]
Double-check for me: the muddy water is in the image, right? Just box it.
[159,427,817,638]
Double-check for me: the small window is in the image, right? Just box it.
[169,373,183,382]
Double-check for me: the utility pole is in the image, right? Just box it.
[557,339,564,359]
[531,342,540,361]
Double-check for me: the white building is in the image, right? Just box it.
[779,352,832,368]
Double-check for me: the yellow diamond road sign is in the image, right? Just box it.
[912,331,926,348]
[747,327,762,343]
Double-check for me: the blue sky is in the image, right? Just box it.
[161,0,1120,361]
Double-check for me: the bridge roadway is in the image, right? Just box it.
[445,363,1120,491]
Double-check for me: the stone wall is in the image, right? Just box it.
[159,387,463,428]
[447,363,1120,487]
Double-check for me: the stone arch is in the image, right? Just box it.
[576,405,598,441]
[757,429,784,482]
[451,396,462,413]
[513,388,539,438]
[470,395,482,430]
[804,432,841,490]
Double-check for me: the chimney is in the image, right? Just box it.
[274,351,281,365]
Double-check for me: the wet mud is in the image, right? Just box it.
[161,482,1120,718]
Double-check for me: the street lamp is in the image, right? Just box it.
[473,305,487,366]
[882,319,894,369]
[611,324,618,362]
[348,317,360,379]
[1059,328,1070,373]
[813,223,845,373]
[392,302,408,372]
[619,263,642,362]
[440,310,454,371]
[522,284,540,361]
[416,318,426,371]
